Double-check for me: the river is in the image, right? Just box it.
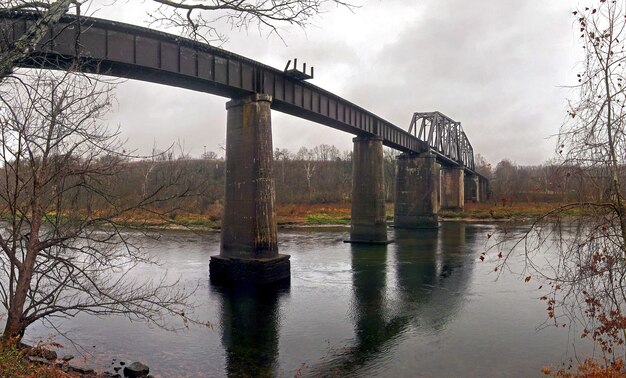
[21,222,594,377]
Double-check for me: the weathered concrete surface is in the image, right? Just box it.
[473,176,480,203]
[394,153,440,229]
[347,136,389,243]
[479,176,489,202]
[210,255,290,285]
[210,93,289,285]
[464,174,480,203]
[441,167,465,211]
[436,163,442,209]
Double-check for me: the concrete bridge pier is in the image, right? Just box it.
[441,167,465,211]
[464,174,480,203]
[394,152,440,229]
[209,94,290,285]
[347,136,390,243]
[479,177,489,202]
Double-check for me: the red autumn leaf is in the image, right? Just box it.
[524,276,531,283]
[479,255,485,261]
[542,367,552,375]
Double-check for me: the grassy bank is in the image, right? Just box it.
[118,202,597,230]
[439,202,595,220]
[27,202,597,232]
[0,342,73,378]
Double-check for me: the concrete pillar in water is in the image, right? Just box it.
[209,94,290,285]
[347,136,389,243]
[441,167,465,211]
[479,177,489,202]
[464,174,480,203]
[472,175,480,203]
[436,163,442,209]
[394,152,440,229]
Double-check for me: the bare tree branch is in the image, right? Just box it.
[0,67,197,341]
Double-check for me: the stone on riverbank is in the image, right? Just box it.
[27,356,51,365]
[62,354,74,361]
[19,342,57,361]
[123,361,150,377]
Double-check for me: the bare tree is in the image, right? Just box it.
[0,0,356,54]
[383,147,397,202]
[148,0,355,44]
[0,67,193,342]
[493,0,626,365]
[312,144,340,161]
[492,159,516,204]
[474,153,492,179]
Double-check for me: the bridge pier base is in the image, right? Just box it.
[209,94,290,285]
[394,152,440,229]
[441,167,465,211]
[346,136,390,244]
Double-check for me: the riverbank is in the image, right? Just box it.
[111,202,588,231]
[0,341,140,378]
[108,203,356,231]
[439,202,591,221]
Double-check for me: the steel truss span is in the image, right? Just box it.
[409,112,475,171]
[0,11,477,173]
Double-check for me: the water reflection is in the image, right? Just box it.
[394,228,440,305]
[211,283,289,377]
[14,222,593,377]
[17,224,596,376]
[395,223,474,331]
[307,223,475,376]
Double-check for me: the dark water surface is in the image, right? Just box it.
[22,222,593,377]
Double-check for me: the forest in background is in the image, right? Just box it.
[96,143,615,221]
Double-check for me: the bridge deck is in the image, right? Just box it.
[0,11,477,172]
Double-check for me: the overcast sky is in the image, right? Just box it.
[88,0,579,166]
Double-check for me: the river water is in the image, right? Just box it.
[22,222,594,377]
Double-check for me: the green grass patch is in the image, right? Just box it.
[446,203,612,220]
[306,212,351,225]
[0,343,29,377]
[439,210,464,219]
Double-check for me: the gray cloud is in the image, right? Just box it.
[342,0,578,165]
[105,0,578,165]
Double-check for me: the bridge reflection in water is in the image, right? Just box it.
[210,224,474,377]
[213,283,289,377]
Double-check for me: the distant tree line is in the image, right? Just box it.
[45,144,399,216]
[16,143,616,217]
[482,155,618,205]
